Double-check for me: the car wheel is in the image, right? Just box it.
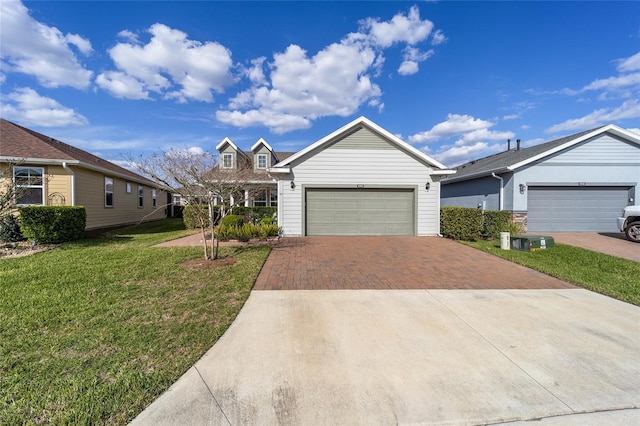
[625,221,640,243]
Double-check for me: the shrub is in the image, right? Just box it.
[231,206,276,223]
[215,222,281,241]
[481,210,512,240]
[221,214,244,227]
[505,220,524,236]
[182,205,222,229]
[440,206,483,241]
[0,215,24,243]
[19,206,86,244]
[260,217,276,225]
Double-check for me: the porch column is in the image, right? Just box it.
[244,189,249,207]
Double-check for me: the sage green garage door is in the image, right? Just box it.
[527,186,631,232]
[306,188,415,236]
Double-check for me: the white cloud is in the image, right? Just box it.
[0,1,93,89]
[98,23,235,102]
[581,73,640,93]
[217,6,441,133]
[409,113,515,167]
[616,51,640,73]
[431,29,447,46]
[408,114,496,144]
[628,128,640,135]
[398,61,419,76]
[398,46,434,75]
[361,5,434,48]
[217,42,382,133]
[430,141,504,167]
[546,99,640,133]
[96,71,150,100]
[503,114,520,120]
[0,87,88,127]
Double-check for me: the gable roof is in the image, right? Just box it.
[442,124,640,184]
[250,137,273,152]
[0,119,158,186]
[270,116,454,174]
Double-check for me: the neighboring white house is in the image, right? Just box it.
[268,116,455,236]
[440,124,640,232]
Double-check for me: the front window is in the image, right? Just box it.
[257,154,267,169]
[270,189,278,207]
[14,167,44,205]
[222,153,233,168]
[105,177,114,207]
[152,189,157,207]
[138,185,144,208]
[253,189,267,207]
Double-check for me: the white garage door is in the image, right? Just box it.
[527,186,631,232]
[306,188,415,236]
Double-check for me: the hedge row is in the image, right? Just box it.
[183,205,277,229]
[19,206,86,244]
[440,206,512,241]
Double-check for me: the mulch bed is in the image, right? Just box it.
[1,241,60,259]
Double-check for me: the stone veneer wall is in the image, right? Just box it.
[511,212,528,233]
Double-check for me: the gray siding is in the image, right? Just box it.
[513,134,639,211]
[441,175,501,210]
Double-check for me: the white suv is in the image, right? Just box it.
[617,205,640,243]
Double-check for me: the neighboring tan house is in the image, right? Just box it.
[268,116,455,236]
[215,136,294,208]
[0,119,170,230]
[440,124,640,232]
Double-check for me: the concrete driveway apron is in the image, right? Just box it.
[132,237,640,425]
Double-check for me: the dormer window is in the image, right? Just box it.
[222,153,233,168]
[257,154,268,169]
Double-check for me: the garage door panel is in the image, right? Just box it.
[306,188,414,235]
[528,186,629,232]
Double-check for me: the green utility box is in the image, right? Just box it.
[510,236,555,252]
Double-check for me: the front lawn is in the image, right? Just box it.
[0,219,270,424]
[463,240,640,306]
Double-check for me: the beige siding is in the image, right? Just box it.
[46,165,71,206]
[73,167,167,230]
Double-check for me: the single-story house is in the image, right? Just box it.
[440,124,640,232]
[268,116,455,236]
[0,119,170,230]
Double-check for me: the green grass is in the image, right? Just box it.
[463,240,640,306]
[0,219,271,425]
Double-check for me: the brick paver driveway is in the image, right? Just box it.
[254,236,575,290]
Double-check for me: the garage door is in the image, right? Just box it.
[527,186,630,232]
[306,188,415,235]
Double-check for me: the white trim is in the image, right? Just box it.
[508,124,640,171]
[491,173,504,210]
[256,153,268,169]
[271,116,451,171]
[0,156,157,188]
[267,167,291,174]
[250,137,273,152]
[222,153,234,168]
[216,137,239,151]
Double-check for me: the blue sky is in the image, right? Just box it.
[1,1,639,168]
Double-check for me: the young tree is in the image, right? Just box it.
[133,148,258,260]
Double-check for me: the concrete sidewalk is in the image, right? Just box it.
[131,289,640,425]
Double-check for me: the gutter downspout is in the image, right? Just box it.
[491,172,503,210]
[62,162,75,206]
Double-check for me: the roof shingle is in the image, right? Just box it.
[1,119,157,185]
